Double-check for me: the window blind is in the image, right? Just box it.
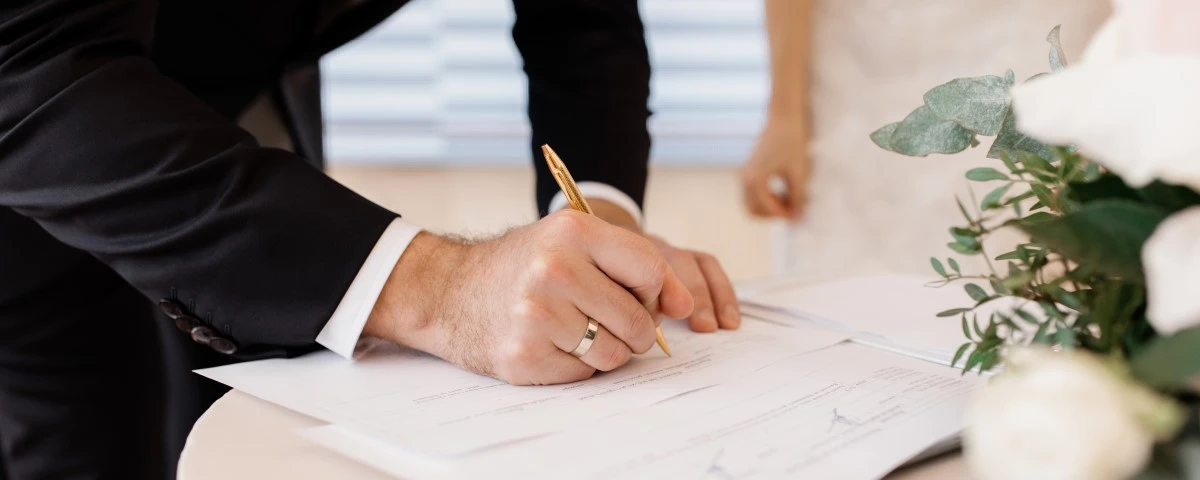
[320,0,769,166]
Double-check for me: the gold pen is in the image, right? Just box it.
[541,144,673,357]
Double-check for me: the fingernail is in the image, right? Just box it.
[723,305,742,328]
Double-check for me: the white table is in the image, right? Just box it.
[180,389,972,479]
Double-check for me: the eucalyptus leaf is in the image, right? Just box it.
[988,108,1055,160]
[1066,175,1141,205]
[870,122,900,152]
[889,105,975,156]
[951,343,972,368]
[964,283,989,302]
[1016,200,1169,282]
[1055,327,1076,349]
[1131,327,1200,390]
[981,183,1014,209]
[963,350,983,374]
[965,167,1009,182]
[949,227,980,249]
[1047,25,1069,72]
[948,241,981,255]
[948,258,961,274]
[961,314,973,339]
[938,308,972,317]
[1029,183,1056,208]
[922,73,1014,135]
[931,257,948,278]
[1139,181,1200,214]
[1014,309,1040,325]
[995,250,1021,261]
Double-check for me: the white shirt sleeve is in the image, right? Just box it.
[547,182,643,227]
[316,217,423,360]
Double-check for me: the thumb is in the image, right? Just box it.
[657,264,694,320]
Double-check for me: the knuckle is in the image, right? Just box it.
[511,298,553,327]
[548,209,590,236]
[527,253,573,285]
[599,343,631,372]
[497,340,540,373]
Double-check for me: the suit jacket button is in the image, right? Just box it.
[209,337,238,355]
[174,315,202,333]
[190,325,217,346]
[159,299,184,319]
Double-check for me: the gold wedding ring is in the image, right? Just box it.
[570,318,600,357]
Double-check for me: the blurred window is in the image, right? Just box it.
[320,0,767,166]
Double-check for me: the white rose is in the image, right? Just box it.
[963,347,1154,480]
[1009,0,1200,191]
[1143,206,1200,335]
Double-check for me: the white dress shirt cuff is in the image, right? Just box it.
[316,218,423,360]
[547,182,643,226]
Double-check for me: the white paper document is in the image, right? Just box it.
[304,342,982,480]
[197,317,850,456]
[741,273,1014,365]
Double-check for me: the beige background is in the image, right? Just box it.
[329,165,779,282]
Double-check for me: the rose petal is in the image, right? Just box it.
[1011,56,1200,190]
[1143,206,1200,335]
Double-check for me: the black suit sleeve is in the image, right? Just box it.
[512,0,653,216]
[0,1,398,358]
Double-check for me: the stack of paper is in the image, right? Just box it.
[741,273,1017,366]
[197,274,985,479]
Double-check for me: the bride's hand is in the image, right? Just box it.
[740,114,810,220]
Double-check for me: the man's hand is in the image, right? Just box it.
[648,236,741,333]
[364,210,694,386]
[741,114,810,219]
[588,198,741,333]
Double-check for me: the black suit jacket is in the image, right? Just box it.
[0,0,651,359]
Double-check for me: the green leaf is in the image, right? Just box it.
[1016,200,1169,281]
[988,108,1055,160]
[972,313,986,338]
[1139,181,1200,214]
[889,105,975,156]
[1014,309,1040,325]
[963,350,984,374]
[989,276,1008,295]
[930,257,948,278]
[955,196,973,223]
[869,122,900,152]
[994,250,1020,261]
[964,283,989,302]
[1056,289,1083,310]
[948,258,961,274]
[1039,302,1066,321]
[938,308,971,317]
[948,241,981,255]
[961,314,973,339]
[978,350,1001,372]
[1065,175,1141,205]
[1002,271,1035,290]
[1131,327,1200,390]
[981,183,1014,210]
[1033,321,1053,344]
[1029,183,1056,209]
[922,73,1014,136]
[1055,327,1076,349]
[1021,211,1057,223]
[1004,190,1035,205]
[1047,25,1069,72]
[998,150,1021,173]
[949,227,980,249]
[951,343,972,368]
[965,167,1009,182]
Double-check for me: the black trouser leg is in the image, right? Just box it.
[0,258,166,480]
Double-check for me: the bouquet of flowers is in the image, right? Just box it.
[870,2,1200,478]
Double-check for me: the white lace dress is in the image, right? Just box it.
[779,0,1113,280]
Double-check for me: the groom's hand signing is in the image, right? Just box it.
[364,210,695,386]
